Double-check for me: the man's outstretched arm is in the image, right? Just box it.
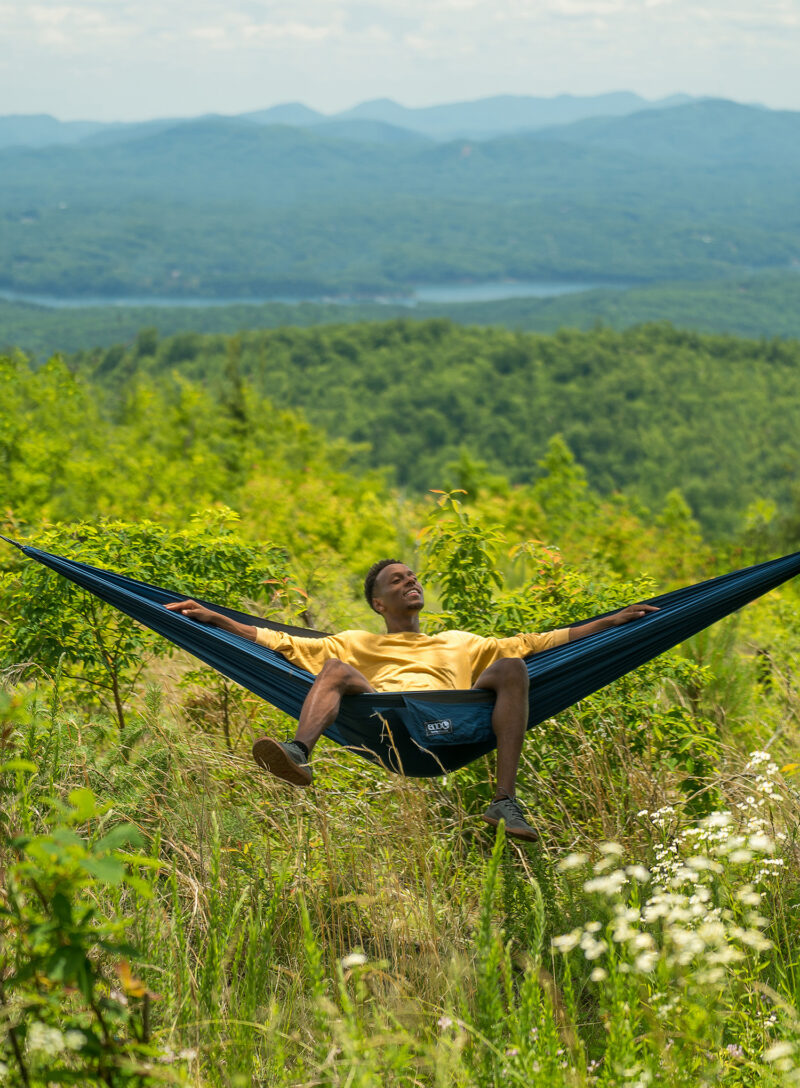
[568,603,659,642]
[164,600,257,641]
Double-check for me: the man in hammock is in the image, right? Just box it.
[166,559,656,841]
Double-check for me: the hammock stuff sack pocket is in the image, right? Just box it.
[396,692,495,748]
[3,535,800,777]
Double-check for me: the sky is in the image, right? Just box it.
[1,0,799,121]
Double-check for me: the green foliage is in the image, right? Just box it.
[0,701,170,1084]
[418,491,725,821]
[0,352,406,607]
[0,512,292,731]
[3,286,800,1085]
[419,491,506,633]
[77,320,800,536]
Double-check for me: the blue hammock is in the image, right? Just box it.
[3,536,800,778]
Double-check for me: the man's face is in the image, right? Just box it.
[372,563,424,616]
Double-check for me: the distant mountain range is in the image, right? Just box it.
[0,91,697,149]
[0,96,797,299]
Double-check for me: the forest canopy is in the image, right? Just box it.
[76,319,800,538]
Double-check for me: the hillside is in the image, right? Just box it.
[0,91,695,149]
[80,320,800,536]
[2,347,800,1085]
[1,100,797,298]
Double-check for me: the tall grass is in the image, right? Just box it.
[2,672,800,1086]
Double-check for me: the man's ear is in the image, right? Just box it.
[372,597,384,614]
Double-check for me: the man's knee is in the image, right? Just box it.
[317,658,354,685]
[316,658,372,692]
[497,657,529,688]
[477,657,529,691]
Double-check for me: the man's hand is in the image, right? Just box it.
[165,599,219,624]
[610,603,660,625]
[165,599,257,641]
[568,602,659,642]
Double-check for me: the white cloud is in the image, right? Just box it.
[1,0,799,118]
[240,19,335,41]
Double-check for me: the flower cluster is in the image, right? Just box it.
[550,751,795,1068]
[26,1023,87,1058]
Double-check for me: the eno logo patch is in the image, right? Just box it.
[424,718,454,737]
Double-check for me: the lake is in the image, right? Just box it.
[0,280,613,310]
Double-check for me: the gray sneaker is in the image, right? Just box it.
[482,795,539,842]
[252,738,313,786]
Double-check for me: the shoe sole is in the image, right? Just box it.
[481,813,539,842]
[252,738,312,787]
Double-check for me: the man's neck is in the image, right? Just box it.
[383,613,422,634]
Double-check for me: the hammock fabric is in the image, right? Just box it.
[3,536,800,778]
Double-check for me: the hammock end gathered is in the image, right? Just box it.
[0,534,25,551]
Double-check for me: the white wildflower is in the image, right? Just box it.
[747,913,769,928]
[685,856,722,873]
[26,1023,64,1056]
[626,865,650,882]
[557,852,589,871]
[590,967,608,981]
[341,951,367,968]
[748,834,774,853]
[746,750,772,768]
[599,842,624,856]
[697,920,727,943]
[728,849,754,864]
[585,921,603,933]
[438,1015,453,1030]
[707,946,744,965]
[737,885,761,906]
[552,930,582,953]
[763,1041,794,1062]
[579,933,608,960]
[584,870,628,895]
[705,811,733,829]
[631,933,656,951]
[64,1031,86,1050]
[696,965,726,985]
[689,886,712,904]
[734,928,772,951]
[635,951,658,973]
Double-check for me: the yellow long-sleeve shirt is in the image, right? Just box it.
[254,626,569,691]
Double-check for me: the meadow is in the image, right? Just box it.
[2,342,800,1085]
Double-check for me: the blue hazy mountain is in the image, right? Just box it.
[0,91,697,150]
[0,113,106,148]
[0,99,796,297]
[534,98,800,168]
[333,92,695,138]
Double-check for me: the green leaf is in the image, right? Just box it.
[0,758,38,774]
[93,823,143,853]
[81,856,125,885]
[67,787,100,822]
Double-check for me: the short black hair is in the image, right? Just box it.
[364,558,403,612]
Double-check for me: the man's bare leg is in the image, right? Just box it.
[253,658,375,785]
[474,658,537,841]
[473,657,530,798]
